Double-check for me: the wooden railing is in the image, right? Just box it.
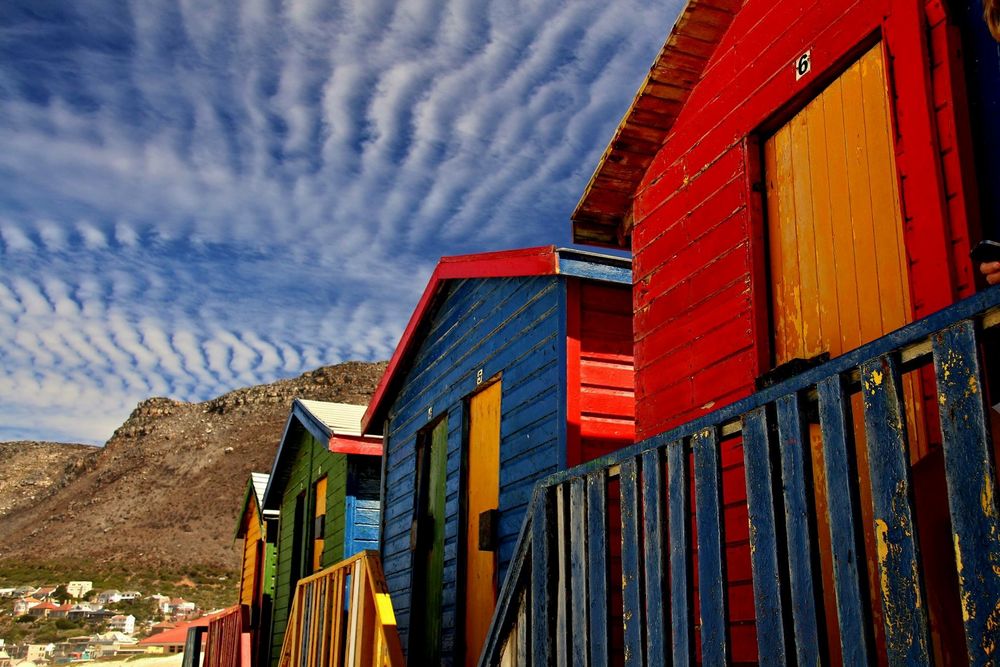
[203,606,248,667]
[278,550,404,667]
[480,287,1000,666]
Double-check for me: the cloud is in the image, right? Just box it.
[0,0,683,444]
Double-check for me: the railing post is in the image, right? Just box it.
[641,447,668,666]
[692,426,728,665]
[620,456,645,665]
[860,354,931,663]
[586,470,609,665]
[667,439,692,666]
[742,406,788,665]
[531,487,556,666]
[932,320,1000,665]
[817,374,874,664]
[569,477,590,667]
[774,393,821,665]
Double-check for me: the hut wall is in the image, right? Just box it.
[625,0,979,662]
[238,510,261,608]
[380,275,564,659]
[566,279,635,466]
[631,0,976,441]
[269,432,337,666]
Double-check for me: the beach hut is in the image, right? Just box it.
[570,0,992,662]
[360,245,635,666]
[261,400,383,667]
[234,473,278,667]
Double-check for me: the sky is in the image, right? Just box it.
[0,0,682,445]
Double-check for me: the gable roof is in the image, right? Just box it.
[360,245,632,434]
[571,0,741,248]
[262,400,384,511]
[234,472,277,539]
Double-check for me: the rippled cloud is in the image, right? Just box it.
[0,0,681,443]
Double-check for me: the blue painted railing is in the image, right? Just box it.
[479,287,1000,666]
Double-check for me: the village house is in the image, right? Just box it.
[27,602,70,619]
[64,582,91,599]
[96,590,121,605]
[233,473,278,667]
[361,246,635,664]
[261,399,384,667]
[30,588,55,602]
[471,0,1000,664]
[12,599,39,616]
[107,614,136,635]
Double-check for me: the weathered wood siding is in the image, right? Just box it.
[268,433,347,666]
[632,0,975,440]
[239,510,261,608]
[625,1,979,662]
[380,276,564,661]
[344,456,381,557]
[567,280,635,466]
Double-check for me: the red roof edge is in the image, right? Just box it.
[361,246,557,434]
[328,434,384,456]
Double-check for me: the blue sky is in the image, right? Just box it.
[0,0,681,445]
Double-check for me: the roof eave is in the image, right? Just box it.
[571,0,742,248]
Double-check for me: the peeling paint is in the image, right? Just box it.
[954,534,964,575]
[982,475,995,517]
[872,368,884,387]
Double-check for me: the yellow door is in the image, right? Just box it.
[464,380,502,666]
[765,42,927,463]
[765,43,927,662]
[312,476,327,572]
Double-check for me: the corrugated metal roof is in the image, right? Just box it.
[296,399,367,436]
[250,472,269,503]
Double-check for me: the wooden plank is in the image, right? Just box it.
[774,393,821,665]
[741,406,787,665]
[619,457,645,664]
[555,485,569,667]
[692,427,728,664]
[466,381,502,666]
[931,321,1000,665]
[666,439,692,665]
[586,471,609,666]
[517,590,529,667]
[641,447,667,666]
[816,375,873,664]
[531,490,555,666]
[859,354,931,663]
[569,478,589,667]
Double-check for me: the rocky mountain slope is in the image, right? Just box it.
[0,441,95,519]
[0,361,387,571]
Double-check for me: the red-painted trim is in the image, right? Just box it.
[565,279,582,467]
[361,246,558,433]
[328,434,384,456]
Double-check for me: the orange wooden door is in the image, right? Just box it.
[464,380,501,666]
[765,43,926,663]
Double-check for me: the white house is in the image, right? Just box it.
[107,614,136,635]
[66,581,93,599]
[97,590,122,605]
[13,598,40,615]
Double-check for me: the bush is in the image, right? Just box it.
[15,614,34,623]
[55,618,79,630]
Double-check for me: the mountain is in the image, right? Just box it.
[0,361,387,572]
[0,441,96,520]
